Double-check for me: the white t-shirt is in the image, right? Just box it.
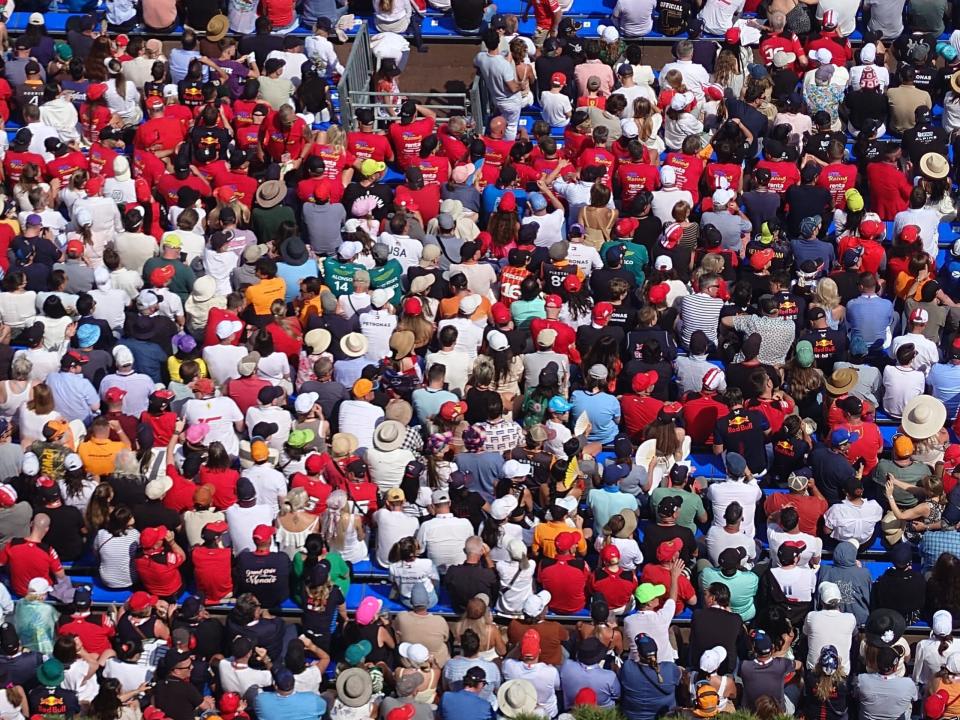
[624,599,677,662]
[242,464,287,515]
[888,331,939,375]
[767,527,822,567]
[816,0,858,36]
[367,447,416,494]
[438,318,484,359]
[769,565,817,603]
[823,499,884,544]
[219,660,274,695]
[245,405,293,450]
[882,365,925,417]
[567,242,604,277]
[540,91,572,127]
[698,0,746,34]
[359,309,398,361]
[425,349,472,394]
[373,508,421,567]
[337,400,385,451]
[613,0,655,35]
[203,344,249,387]
[502,660,561,718]
[705,525,755,567]
[183,395,243,457]
[706,480,763,538]
[415,513,474,572]
[804,609,856,672]
[225,503,277,554]
[379,232,423,271]
[524,210,565,249]
[102,658,149,694]
[494,558,536,615]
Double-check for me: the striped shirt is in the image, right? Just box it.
[678,292,724,346]
[94,528,139,589]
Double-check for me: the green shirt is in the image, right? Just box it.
[291,550,350,606]
[601,240,648,288]
[650,487,705,532]
[141,258,195,303]
[699,566,759,621]
[252,205,296,247]
[872,458,928,508]
[369,259,404,305]
[322,258,364,297]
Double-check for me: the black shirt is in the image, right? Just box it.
[233,551,292,610]
[182,0,220,33]
[152,679,202,720]
[901,122,949,165]
[829,269,861,305]
[632,215,663,254]
[590,268,636,302]
[845,89,890,134]
[28,685,80,718]
[656,0,692,36]
[807,443,855,505]
[723,98,768,157]
[171,617,224,661]
[803,130,847,162]
[0,651,42,691]
[133,500,181,533]
[20,263,52,293]
[39,504,85,561]
[575,326,625,362]
[301,584,345,650]
[640,522,697,564]
[341,182,395,222]
[443,562,500,613]
[535,54,577,99]
[771,68,800,101]
[688,606,745,675]
[451,0,486,33]
[714,407,770,474]
[798,327,848,373]
[239,33,285,69]
[227,615,287,661]
[742,190,781,233]
[871,567,926,623]
[783,185,832,238]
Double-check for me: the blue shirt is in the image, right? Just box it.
[254,692,326,720]
[560,660,622,709]
[846,294,895,353]
[570,390,621,444]
[790,237,836,271]
[45,371,99,424]
[442,656,501,701]
[588,487,639,533]
[169,49,203,84]
[480,186,528,225]
[619,659,682,720]
[119,339,169,385]
[453,451,505,502]
[276,260,321,304]
[920,529,960,573]
[411,387,458,426]
[438,689,496,720]
[928,362,960,417]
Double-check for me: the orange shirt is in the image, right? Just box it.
[245,277,286,316]
[438,295,491,322]
[78,437,127,476]
[532,521,587,559]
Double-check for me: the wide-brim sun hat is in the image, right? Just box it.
[255,180,285,208]
[615,510,637,539]
[825,367,858,395]
[497,679,538,718]
[335,667,373,707]
[900,395,947,440]
[374,420,406,452]
[920,152,950,179]
[340,333,368,358]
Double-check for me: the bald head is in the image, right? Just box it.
[31,513,50,537]
[490,117,506,137]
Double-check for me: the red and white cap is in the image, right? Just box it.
[0,484,16,508]
[550,72,566,86]
[821,9,837,27]
[661,223,684,249]
[703,367,725,391]
[910,308,930,324]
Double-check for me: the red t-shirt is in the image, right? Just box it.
[3,151,46,185]
[759,32,804,68]
[297,177,341,204]
[680,392,728,445]
[756,159,801,194]
[162,464,200,513]
[57,615,115,654]
[0,539,62,596]
[532,0,560,27]
[140,412,176,448]
[620,395,665,443]
[262,0,295,28]
[134,550,184,598]
[617,161,660,204]
[204,308,242,348]
[818,163,857,209]
[223,376,272,418]
[394,184,441,223]
[640,563,696,614]
[157,173,212,207]
[260,114,310,163]
[587,567,638,610]
[576,95,607,110]
[529,318,576,358]
[578,147,617,188]
[290,475,333,513]
[135,117,185,152]
[88,143,119,178]
[704,162,743,193]
[388,117,436,169]
[745,396,795,435]
[533,156,563,176]
[764,492,828,536]
[78,104,112,143]
[342,480,379,516]
[835,420,884,476]
[232,99,258,127]
[414,156,450,186]
[665,152,705,202]
[562,129,592,161]
[191,546,234,604]
[347,130,394,163]
[482,135,514,170]
[214,170,259,208]
[47,152,89,183]
[538,556,589,613]
[197,466,240,510]
[438,125,469,164]
[310,144,356,182]
[236,124,261,151]
[133,148,167,188]
[838,236,886,275]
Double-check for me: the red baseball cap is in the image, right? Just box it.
[750,248,775,271]
[550,72,566,86]
[631,371,658,393]
[545,294,563,309]
[204,520,229,534]
[491,302,511,325]
[554,531,579,554]
[193,378,216,396]
[139,526,166,548]
[252,524,275,543]
[520,629,541,658]
[0,485,17,509]
[615,217,639,238]
[129,591,158,612]
[725,27,741,44]
[600,544,621,565]
[859,219,884,238]
[592,302,614,325]
[145,95,164,110]
[86,83,107,101]
[86,176,105,196]
[944,444,960,471]
[661,222,683,249]
[402,297,423,316]
[898,224,920,243]
[65,239,85,257]
[498,192,517,213]
[648,283,670,305]
[104,386,127,403]
[439,400,468,422]
[150,264,175,286]
[574,688,598,706]
[656,537,684,562]
[305,454,325,474]
[563,274,582,293]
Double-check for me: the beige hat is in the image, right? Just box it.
[537,328,558,347]
[243,243,268,264]
[385,398,413,425]
[340,332,368,358]
[304,328,331,354]
[497,680,538,718]
[190,275,217,302]
[390,330,415,359]
[374,420,406,452]
[900,395,947,439]
[420,245,441,266]
[920,152,950,179]
[255,180,285,208]
[410,275,436,294]
[145,476,173,500]
[206,14,229,41]
[331,433,359,457]
[882,511,903,545]
[237,352,260,377]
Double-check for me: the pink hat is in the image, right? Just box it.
[351,196,379,218]
[356,596,383,625]
[184,423,210,444]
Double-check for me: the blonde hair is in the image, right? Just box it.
[814,277,841,310]
[321,489,353,551]
[325,125,347,153]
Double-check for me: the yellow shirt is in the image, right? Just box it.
[167,356,209,383]
[245,277,286,316]
[78,437,127,476]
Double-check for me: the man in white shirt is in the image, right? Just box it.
[266,36,310,85]
[816,0,859,36]
[766,506,822,568]
[244,386,293,451]
[612,63,657,110]
[848,43,889,90]
[225,479,278,555]
[448,241,499,300]
[337,378,385,451]
[567,233,603,277]
[415,489,474,572]
[373,487,420,567]
[203,320,249,387]
[612,0,655,36]
[182,378,244,457]
[652,166,694,225]
[894,197,941,260]
[523,190,565,248]
[501,631,562,718]
[623,564,682,663]
[219,637,275,695]
[425,325,472,394]
[704,502,756,568]
[803,582,856,672]
[304,19,345,78]
[242,441,287,516]
[366,421,416,494]
[660,40,711,99]
[358,289,398,361]
[23,105,60,157]
[379,213,424,271]
[888,308,939,374]
[705,453,763,538]
[438,296,484,359]
[89,267,129,333]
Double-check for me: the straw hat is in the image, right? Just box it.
[951,70,960,94]
[331,433,359,457]
[304,328,331,355]
[920,152,950,179]
[340,333,368,358]
[373,421,406,452]
[825,368,858,395]
[255,180,285,208]
[881,511,903,545]
[900,395,947,439]
[497,680,538,718]
[615,510,638,539]
[389,330,415,359]
[206,14,229,41]
[335,668,373,708]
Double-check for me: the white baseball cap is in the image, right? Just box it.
[398,642,430,665]
[700,646,727,673]
[818,581,842,605]
[216,319,243,340]
[489,494,519,520]
[522,590,552,616]
[28,577,52,595]
[294,392,319,414]
[502,459,532,478]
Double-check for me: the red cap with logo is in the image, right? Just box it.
[563,274,582,293]
[550,72,566,86]
[65,239,85,257]
[545,294,563,309]
[104,386,127,403]
[592,302,614,325]
[129,591,158,611]
[554,531,579,554]
[252,524,275,543]
[648,283,670,305]
[491,302,511,325]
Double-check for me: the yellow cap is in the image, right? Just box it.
[353,378,374,398]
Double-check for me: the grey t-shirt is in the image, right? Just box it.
[865,0,906,39]
[740,657,794,711]
[855,673,917,720]
[700,211,750,252]
[474,52,521,107]
[302,202,347,257]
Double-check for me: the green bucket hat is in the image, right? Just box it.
[287,429,315,449]
[37,658,65,687]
